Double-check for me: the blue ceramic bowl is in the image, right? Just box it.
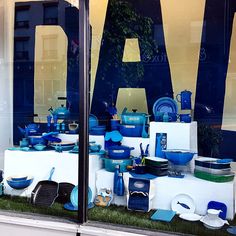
[70,186,92,208]
[7,176,33,189]
[11,175,28,181]
[163,150,195,165]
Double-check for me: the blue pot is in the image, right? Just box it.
[121,108,148,125]
[103,157,133,172]
[107,145,134,159]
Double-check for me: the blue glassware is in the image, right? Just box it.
[116,173,124,196]
[176,90,192,110]
[113,165,120,194]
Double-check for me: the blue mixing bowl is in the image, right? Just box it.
[163,150,195,165]
[7,176,33,189]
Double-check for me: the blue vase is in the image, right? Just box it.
[113,165,120,194]
[116,173,124,196]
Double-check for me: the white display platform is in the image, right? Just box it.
[149,121,198,172]
[96,169,235,219]
[121,137,150,157]
[4,150,103,201]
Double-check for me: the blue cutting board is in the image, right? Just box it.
[151,209,176,222]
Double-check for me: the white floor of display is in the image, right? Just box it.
[96,169,235,220]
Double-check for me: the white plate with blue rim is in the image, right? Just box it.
[171,194,195,214]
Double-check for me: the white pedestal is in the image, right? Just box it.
[121,137,150,157]
[149,121,198,172]
[4,150,103,201]
[96,169,235,219]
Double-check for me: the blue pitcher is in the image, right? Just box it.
[176,90,192,110]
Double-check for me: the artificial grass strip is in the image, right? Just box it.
[0,195,234,236]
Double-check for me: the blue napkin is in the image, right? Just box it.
[151,209,176,222]
[129,172,157,180]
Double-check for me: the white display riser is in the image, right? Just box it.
[149,121,198,172]
[4,150,103,201]
[96,169,235,220]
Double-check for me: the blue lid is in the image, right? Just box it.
[104,131,123,142]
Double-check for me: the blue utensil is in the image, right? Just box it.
[153,97,178,116]
[140,143,144,157]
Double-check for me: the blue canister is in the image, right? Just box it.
[176,90,192,110]
[155,133,167,158]
[113,165,120,194]
[116,173,124,196]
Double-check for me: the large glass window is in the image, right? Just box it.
[1,0,236,235]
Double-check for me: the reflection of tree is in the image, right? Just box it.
[100,0,158,87]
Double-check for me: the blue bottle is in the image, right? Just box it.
[116,173,124,196]
[113,165,120,194]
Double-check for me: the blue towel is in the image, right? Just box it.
[129,172,157,180]
[151,209,176,222]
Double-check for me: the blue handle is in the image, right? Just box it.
[48,167,55,181]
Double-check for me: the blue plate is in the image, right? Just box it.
[70,186,92,208]
[152,97,178,116]
[64,202,78,211]
[64,201,94,211]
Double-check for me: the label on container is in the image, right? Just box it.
[113,150,125,153]
[112,160,123,163]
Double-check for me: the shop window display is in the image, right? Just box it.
[1,0,236,235]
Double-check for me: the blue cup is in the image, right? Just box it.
[176,90,192,110]
[179,114,191,123]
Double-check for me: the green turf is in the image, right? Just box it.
[0,195,234,236]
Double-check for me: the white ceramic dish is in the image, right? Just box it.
[179,213,202,221]
[200,214,229,230]
[171,194,195,214]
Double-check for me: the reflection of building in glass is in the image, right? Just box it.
[13,0,80,143]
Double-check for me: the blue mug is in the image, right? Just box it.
[179,114,191,123]
[176,90,192,110]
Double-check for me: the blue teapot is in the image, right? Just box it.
[48,104,70,120]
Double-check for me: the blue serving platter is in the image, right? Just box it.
[152,97,178,116]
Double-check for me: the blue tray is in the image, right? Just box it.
[151,209,176,222]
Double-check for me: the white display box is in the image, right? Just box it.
[96,169,235,219]
[149,121,198,155]
[4,150,103,201]
[149,121,198,172]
